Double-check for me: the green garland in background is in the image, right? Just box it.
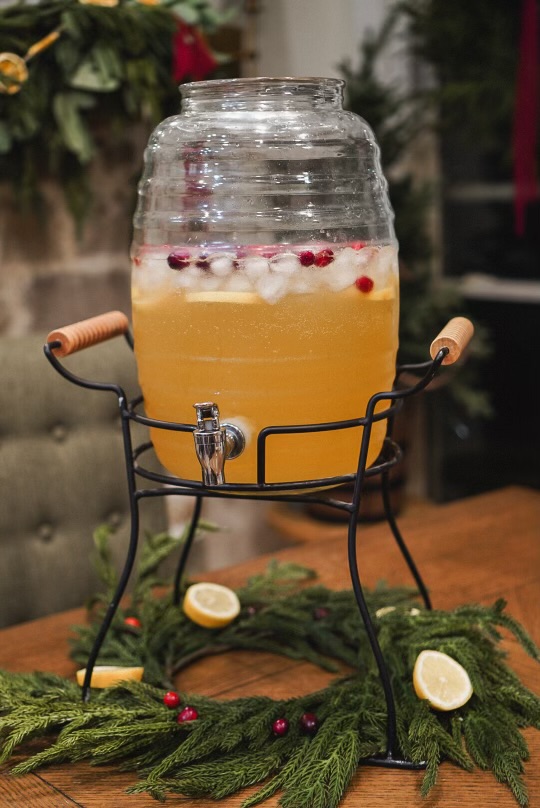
[0,523,539,807]
[0,0,234,223]
[341,6,493,415]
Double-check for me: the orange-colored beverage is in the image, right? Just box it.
[132,243,399,485]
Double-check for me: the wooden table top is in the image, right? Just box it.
[0,486,539,807]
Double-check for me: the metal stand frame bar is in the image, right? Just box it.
[44,337,449,765]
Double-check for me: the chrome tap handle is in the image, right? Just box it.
[193,402,245,485]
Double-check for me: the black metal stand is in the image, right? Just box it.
[44,334,449,770]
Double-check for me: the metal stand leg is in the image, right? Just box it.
[82,494,141,702]
[173,495,203,605]
[347,503,427,769]
[381,472,432,610]
[347,505,397,759]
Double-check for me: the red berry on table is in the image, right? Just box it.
[355,275,374,293]
[314,248,334,267]
[123,616,142,629]
[299,250,315,267]
[300,712,319,735]
[163,691,181,709]
[313,606,330,620]
[272,717,289,737]
[167,250,190,269]
[177,706,199,723]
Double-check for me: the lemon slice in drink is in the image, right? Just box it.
[183,582,241,628]
[76,665,144,689]
[185,291,258,304]
[413,650,473,711]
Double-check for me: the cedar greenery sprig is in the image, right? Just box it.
[0,524,539,807]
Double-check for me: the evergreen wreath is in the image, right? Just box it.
[0,522,539,807]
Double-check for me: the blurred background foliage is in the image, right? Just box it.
[340,1,512,416]
[0,0,238,223]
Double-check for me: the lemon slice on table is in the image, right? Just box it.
[76,665,144,689]
[183,582,241,629]
[413,650,473,711]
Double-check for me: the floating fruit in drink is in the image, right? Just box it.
[132,243,398,485]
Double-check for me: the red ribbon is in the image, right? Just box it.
[512,0,539,237]
[172,22,218,84]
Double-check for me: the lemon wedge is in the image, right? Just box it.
[185,291,258,304]
[413,650,473,711]
[76,665,144,689]
[375,606,396,618]
[183,582,241,629]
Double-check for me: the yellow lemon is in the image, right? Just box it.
[413,650,473,711]
[76,665,144,689]
[183,582,241,629]
[375,606,396,618]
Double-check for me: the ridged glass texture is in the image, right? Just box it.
[131,78,399,486]
[132,77,395,250]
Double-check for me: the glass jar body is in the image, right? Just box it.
[131,78,399,485]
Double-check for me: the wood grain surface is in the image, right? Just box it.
[0,486,539,807]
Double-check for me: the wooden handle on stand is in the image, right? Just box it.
[46,311,130,357]
[430,317,474,365]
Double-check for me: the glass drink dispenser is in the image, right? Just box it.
[131,77,398,486]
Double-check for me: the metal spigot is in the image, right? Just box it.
[193,402,245,485]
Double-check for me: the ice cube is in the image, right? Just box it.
[225,272,253,293]
[171,266,204,289]
[369,245,398,286]
[244,255,269,281]
[134,258,171,292]
[198,272,224,291]
[209,254,235,277]
[289,272,316,295]
[324,247,358,291]
[269,252,300,275]
[256,273,290,303]
[325,265,358,292]
[353,246,378,270]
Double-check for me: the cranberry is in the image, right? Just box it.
[196,255,210,269]
[272,717,289,737]
[123,616,141,629]
[299,712,319,735]
[314,249,334,267]
[351,241,367,250]
[355,275,374,293]
[313,607,330,620]
[167,250,190,269]
[177,706,199,723]
[163,691,181,709]
[299,250,315,267]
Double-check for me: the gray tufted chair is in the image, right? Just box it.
[0,332,165,628]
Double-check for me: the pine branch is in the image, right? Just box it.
[1,538,539,808]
